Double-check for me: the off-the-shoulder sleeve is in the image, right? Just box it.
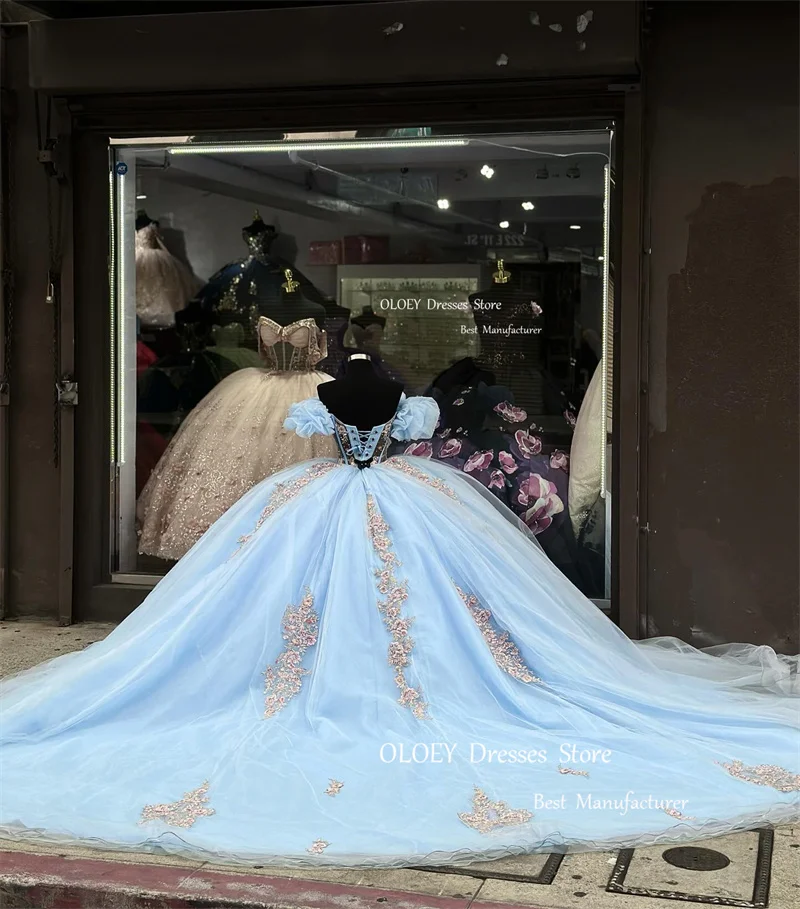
[284,398,335,438]
[391,395,440,441]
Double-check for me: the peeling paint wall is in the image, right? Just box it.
[644,2,799,650]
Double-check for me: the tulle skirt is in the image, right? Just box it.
[135,246,199,329]
[1,456,798,867]
[136,369,335,560]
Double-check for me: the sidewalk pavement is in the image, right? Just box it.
[1,618,798,909]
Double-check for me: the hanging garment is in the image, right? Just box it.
[136,317,336,560]
[135,224,199,328]
[1,394,797,868]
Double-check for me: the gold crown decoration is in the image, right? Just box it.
[282,268,300,293]
[492,259,511,284]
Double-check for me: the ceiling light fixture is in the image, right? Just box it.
[437,198,450,210]
[136,194,147,200]
[521,201,535,210]
[499,220,510,229]
[168,138,469,155]
[480,164,495,179]
[569,224,582,230]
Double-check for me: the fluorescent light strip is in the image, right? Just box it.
[116,172,127,466]
[168,138,469,155]
[108,168,116,464]
[600,163,612,500]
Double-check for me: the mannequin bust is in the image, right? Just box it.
[317,354,403,430]
[259,269,326,330]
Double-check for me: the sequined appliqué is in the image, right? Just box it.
[458,787,533,834]
[307,839,330,854]
[384,457,458,499]
[263,588,319,718]
[716,760,800,792]
[366,495,428,719]
[140,780,215,829]
[233,462,337,555]
[325,779,344,797]
[558,764,589,778]
[454,585,542,684]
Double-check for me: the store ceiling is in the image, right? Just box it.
[17,0,376,18]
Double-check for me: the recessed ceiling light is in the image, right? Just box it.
[480,164,495,179]
[597,255,604,261]
[437,198,450,209]
[136,194,147,200]
[499,220,510,229]
[569,224,582,230]
[521,201,535,210]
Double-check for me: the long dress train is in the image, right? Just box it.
[0,395,797,867]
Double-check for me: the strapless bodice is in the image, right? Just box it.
[257,316,327,371]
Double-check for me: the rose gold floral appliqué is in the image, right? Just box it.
[140,780,215,829]
[458,787,533,834]
[232,462,337,556]
[454,585,542,684]
[716,759,800,792]
[307,839,330,854]
[384,457,458,499]
[325,779,344,797]
[663,806,696,821]
[263,588,319,718]
[366,495,428,719]
[557,764,588,777]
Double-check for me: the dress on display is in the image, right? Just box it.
[135,223,199,329]
[1,394,798,867]
[136,317,336,561]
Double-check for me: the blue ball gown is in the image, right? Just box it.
[0,395,798,867]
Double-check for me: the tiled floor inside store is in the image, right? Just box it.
[1,619,798,909]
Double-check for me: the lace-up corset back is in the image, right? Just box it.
[334,419,394,468]
[257,316,326,371]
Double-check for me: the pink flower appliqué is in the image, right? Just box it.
[494,401,527,423]
[453,398,465,406]
[498,451,518,474]
[440,438,463,459]
[518,475,564,534]
[488,469,505,490]
[514,430,542,458]
[404,441,433,458]
[550,450,569,471]
[437,427,451,439]
[564,409,577,428]
[464,449,494,473]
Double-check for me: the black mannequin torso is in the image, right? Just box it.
[259,283,326,331]
[317,357,403,430]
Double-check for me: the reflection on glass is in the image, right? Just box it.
[110,127,614,602]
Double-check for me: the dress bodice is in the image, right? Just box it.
[258,316,327,371]
[285,394,439,467]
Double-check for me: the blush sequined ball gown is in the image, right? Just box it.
[1,394,798,866]
[136,316,336,560]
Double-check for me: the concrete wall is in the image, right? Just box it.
[643,1,799,650]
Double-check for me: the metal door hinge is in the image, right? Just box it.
[56,378,78,406]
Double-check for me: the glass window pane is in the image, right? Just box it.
[110,125,614,603]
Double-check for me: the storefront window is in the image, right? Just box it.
[109,126,614,603]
